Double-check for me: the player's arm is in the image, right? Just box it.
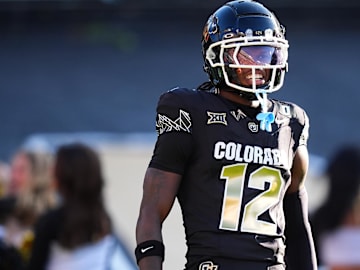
[284,145,317,270]
[135,167,181,270]
[135,89,191,269]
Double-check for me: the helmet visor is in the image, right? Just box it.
[224,45,286,66]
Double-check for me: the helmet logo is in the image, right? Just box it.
[203,16,218,43]
[245,29,253,37]
[243,28,275,38]
[202,26,210,43]
[209,16,218,35]
[265,29,273,38]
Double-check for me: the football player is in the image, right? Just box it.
[135,1,318,269]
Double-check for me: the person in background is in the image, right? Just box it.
[0,161,11,235]
[0,160,25,270]
[311,145,360,270]
[0,161,10,198]
[4,149,57,262]
[27,142,137,270]
[135,1,317,269]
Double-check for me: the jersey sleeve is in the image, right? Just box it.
[298,109,309,147]
[291,104,310,149]
[149,89,194,175]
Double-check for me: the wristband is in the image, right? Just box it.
[135,240,165,263]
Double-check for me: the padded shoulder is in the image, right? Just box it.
[158,87,201,109]
[273,99,309,126]
[273,99,310,147]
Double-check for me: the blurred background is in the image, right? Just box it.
[0,0,359,161]
[0,0,359,269]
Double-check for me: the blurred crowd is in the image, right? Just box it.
[0,142,137,270]
[310,144,360,270]
[0,141,359,270]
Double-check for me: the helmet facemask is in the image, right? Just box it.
[206,33,289,95]
[206,32,289,132]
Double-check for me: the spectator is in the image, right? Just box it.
[311,144,360,270]
[3,149,57,262]
[0,161,25,270]
[0,161,10,198]
[0,161,11,232]
[27,142,137,270]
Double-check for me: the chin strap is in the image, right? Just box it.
[255,90,274,132]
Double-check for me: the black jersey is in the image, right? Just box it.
[149,88,309,264]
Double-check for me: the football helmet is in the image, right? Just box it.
[201,0,289,98]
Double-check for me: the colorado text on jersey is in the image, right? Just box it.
[213,141,283,166]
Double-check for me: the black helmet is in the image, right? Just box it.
[201,0,288,96]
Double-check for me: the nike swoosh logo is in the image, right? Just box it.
[141,246,154,253]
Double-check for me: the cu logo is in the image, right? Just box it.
[199,261,218,270]
[248,121,259,133]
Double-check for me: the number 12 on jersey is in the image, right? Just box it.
[219,163,285,236]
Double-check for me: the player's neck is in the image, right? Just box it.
[219,89,260,108]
